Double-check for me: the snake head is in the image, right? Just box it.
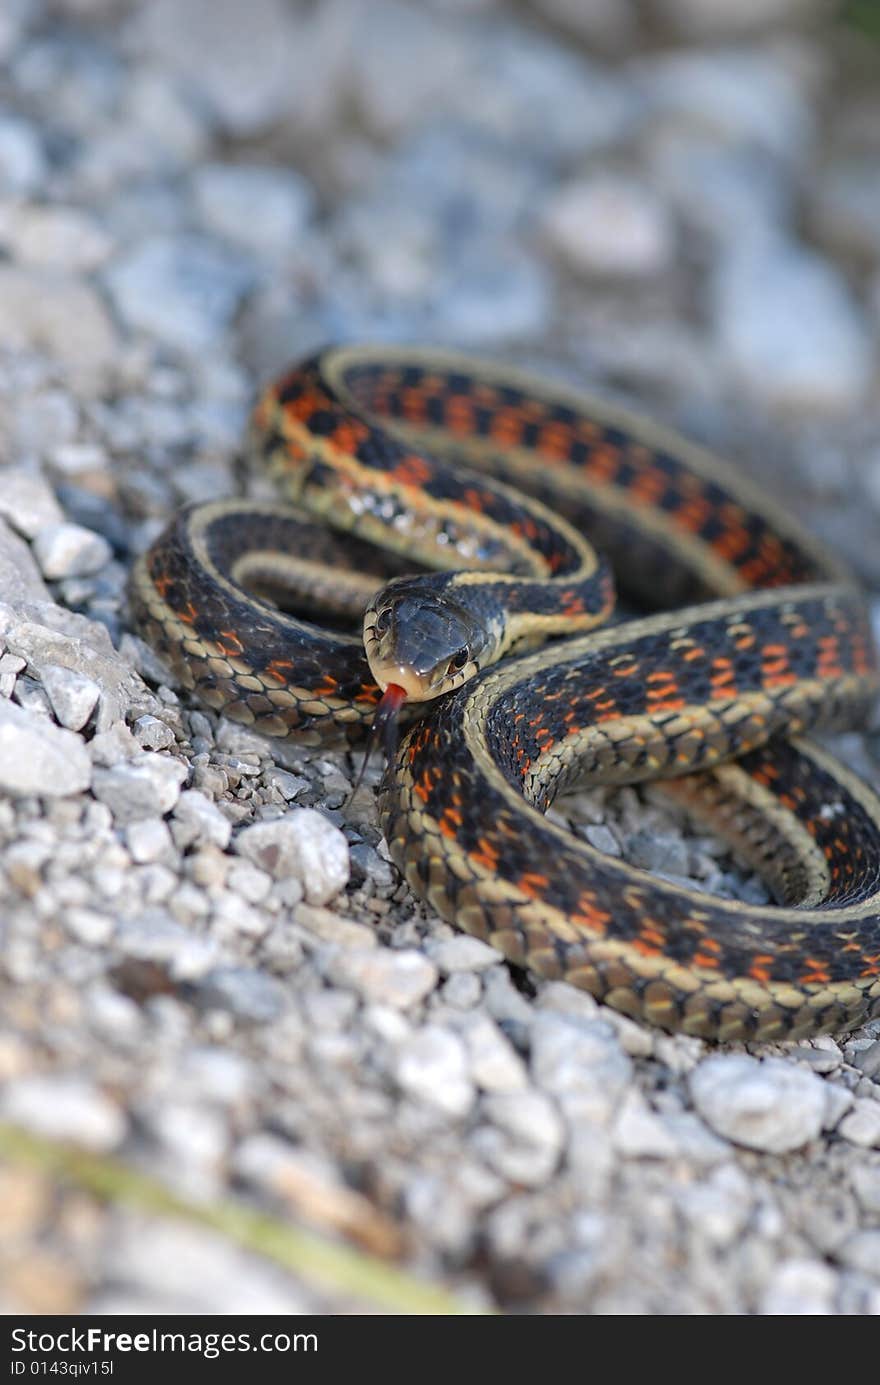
[363,577,492,700]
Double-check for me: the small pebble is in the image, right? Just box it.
[234,810,349,905]
[689,1054,827,1153]
[32,523,112,580]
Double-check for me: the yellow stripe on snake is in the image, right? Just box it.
[130,344,880,1042]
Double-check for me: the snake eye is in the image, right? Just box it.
[447,648,469,674]
[374,608,392,636]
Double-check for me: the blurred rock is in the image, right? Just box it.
[529,0,637,51]
[132,0,303,135]
[542,172,677,278]
[104,234,256,351]
[631,48,815,163]
[711,239,874,411]
[0,269,120,393]
[655,0,826,37]
[191,164,315,258]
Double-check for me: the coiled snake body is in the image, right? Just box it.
[130,345,880,1042]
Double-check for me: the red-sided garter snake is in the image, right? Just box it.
[130,344,880,1041]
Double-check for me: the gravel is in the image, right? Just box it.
[0,0,878,1319]
[689,1054,829,1153]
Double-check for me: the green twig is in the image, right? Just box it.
[0,1122,488,1315]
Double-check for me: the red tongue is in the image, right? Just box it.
[351,684,407,798]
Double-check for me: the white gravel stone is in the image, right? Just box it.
[234,809,349,905]
[676,1163,752,1246]
[612,1090,678,1159]
[530,0,636,49]
[32,523,112,579]
[634,49,813,163]
[424,935,502,973]
[712,241,874,412]
[689,1054,827,1153]
[92,755,188,822]
[0,517,51,605]
[134,0,302,135]
[542,173,676,279]
[192,163,315,256]
[40,663,101,731]
[132,715,176,751]
[116,913,219,979]
[531,1013,632,1126]
[125,817,174,866]
[460,1014,528,1093]
[395,1024,474,1117]
[837,1230,880,1278]
[478,1088,565,1183]
[0,115,45,193]
[103,234,256,352]
[839,1099,880,1149]
[226,859,272,905]
[0,469,65,539]
[760,1258,837,1315]
[1,1074,126,1151]
[103,1219,305,1314]
[0,202,114,271]
[0,268,119,393]
[171,789,231,849]
[0,698,91,797]
[325,948,438,1011]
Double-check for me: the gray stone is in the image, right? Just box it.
[542,174,676,280]
[0,115,45,194]
[656,0,824,34]
[0,698,91,797]
[711,240,874,412]
[424,936,502,973]
[92,755,188,822]
[394,1024,474,1117]
[116,912,219,978]
[0,268,120,394]
[839,1099,880,1149]
[192,163,314,257]
[676,1163,753,1246]
[233,810,349,905]
[132,714,176,751]
[324,948,437,1011]
[125,818,175,866]
[838,1230,880,1278]
[1,1074,126,1151]
[529,0,637,49]
[531,1013,632,1126]
[689,1054,827,1153]
[134,0,303,135]
[0,202,114,271]
[40,664,101,731]
[0,604,145,732]
[0,469,64,539]
[633,49,813,163]
[853,1039,880,1079]
[32,522,112,579]
[196,969,285,1024]
[460,1014,528,1093]
[101,1219,305,1315]
[851,1163,880,1217]
[104,234,256,352]
[0,518,51,605]
[760,1258,837,1315]
[612,1090,678,1159]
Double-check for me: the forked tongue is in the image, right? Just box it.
[350,683,408,798]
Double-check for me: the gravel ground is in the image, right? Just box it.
[1,0,880,1316]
